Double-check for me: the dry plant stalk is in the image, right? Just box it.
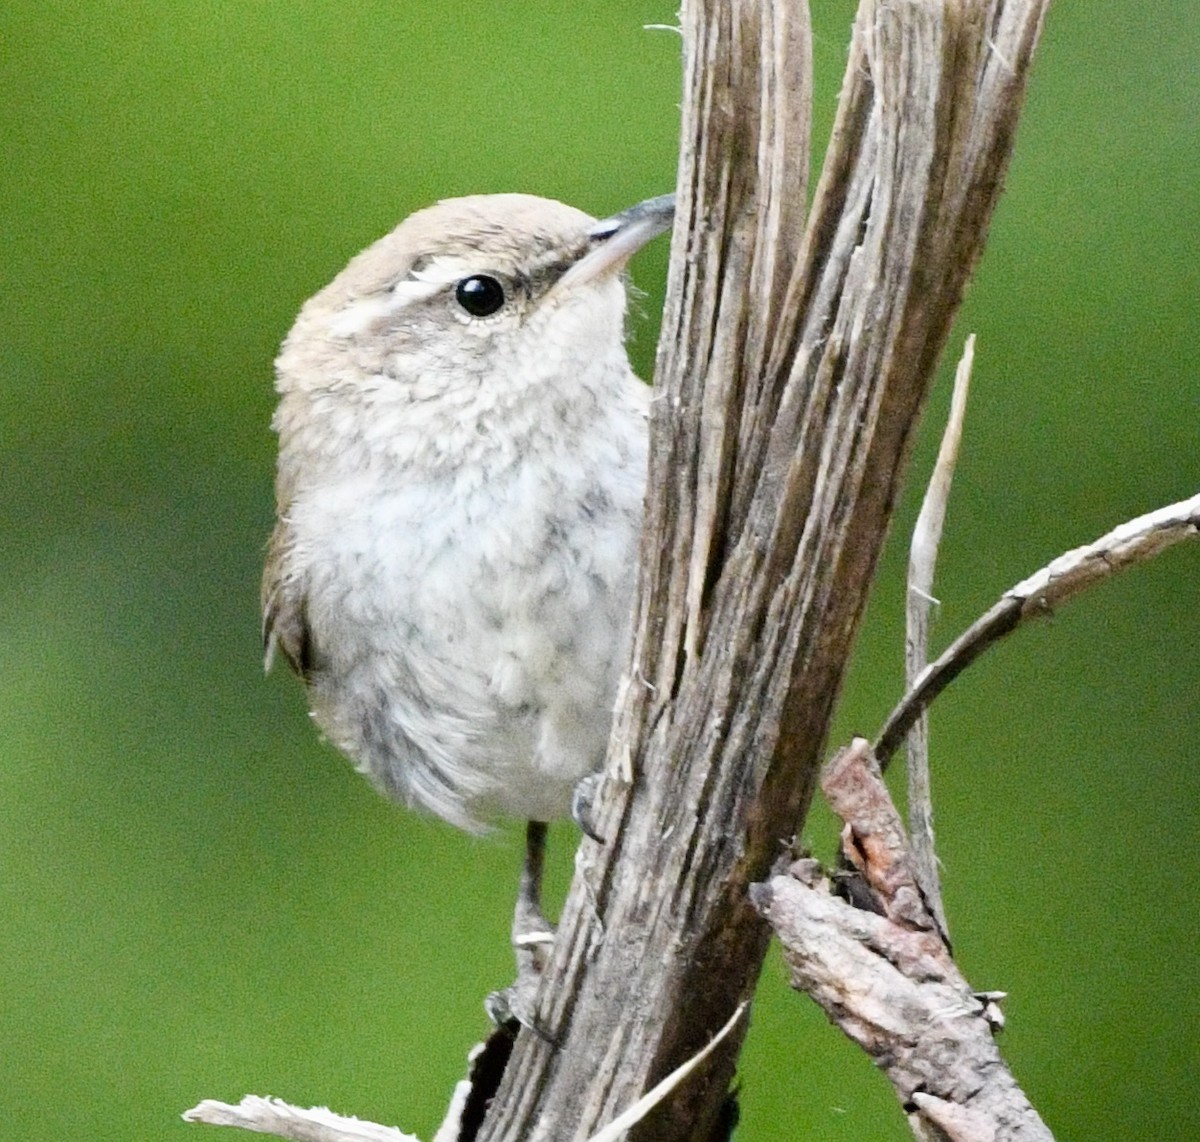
[905,334,975,939]
[478,2,1050,1140]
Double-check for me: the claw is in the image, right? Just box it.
[484,973,558,1043]
[571,773,606,843]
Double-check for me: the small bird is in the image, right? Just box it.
[262,192,673,1002]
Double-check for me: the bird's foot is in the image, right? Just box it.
[486,921,556,1038]
[485,971,549,1038]
[485,819,560,1038]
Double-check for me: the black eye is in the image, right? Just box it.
[454,275,506,317]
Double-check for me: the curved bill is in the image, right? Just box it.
[555,193,675,293]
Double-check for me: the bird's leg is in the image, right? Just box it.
[486,821,555,1030]
[512,819,555,972]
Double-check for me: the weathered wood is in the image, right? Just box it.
[905,335,975,941]
[755,740,1055,1142]
[478,1,1050,1139]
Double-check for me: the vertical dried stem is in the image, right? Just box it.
[906,334,974,939]
[478,3,1050,1140]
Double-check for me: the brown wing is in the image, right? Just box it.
[261,518,314,680]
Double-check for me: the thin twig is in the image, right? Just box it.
[905,335,974,939]
[182,1096,417,1142]
[582,1002,749,1142]
[877,491,1200,765]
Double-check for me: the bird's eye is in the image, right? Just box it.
[454,275,506,318]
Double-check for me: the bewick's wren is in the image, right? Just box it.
[262,193,673,981]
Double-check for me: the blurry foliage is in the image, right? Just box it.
[1,2,1196,1139]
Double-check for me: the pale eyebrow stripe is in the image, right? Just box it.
[409,254,472,285]
[327,278,444,337]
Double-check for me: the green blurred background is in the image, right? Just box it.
[2,1,1196,1138]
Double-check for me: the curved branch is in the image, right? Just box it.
[875,492,1200,766]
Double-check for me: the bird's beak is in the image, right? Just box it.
[555,193,675,294]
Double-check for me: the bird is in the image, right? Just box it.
[262,191,673,1011]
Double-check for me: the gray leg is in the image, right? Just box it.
[513,820,553,953]
[486,820,555,1030]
